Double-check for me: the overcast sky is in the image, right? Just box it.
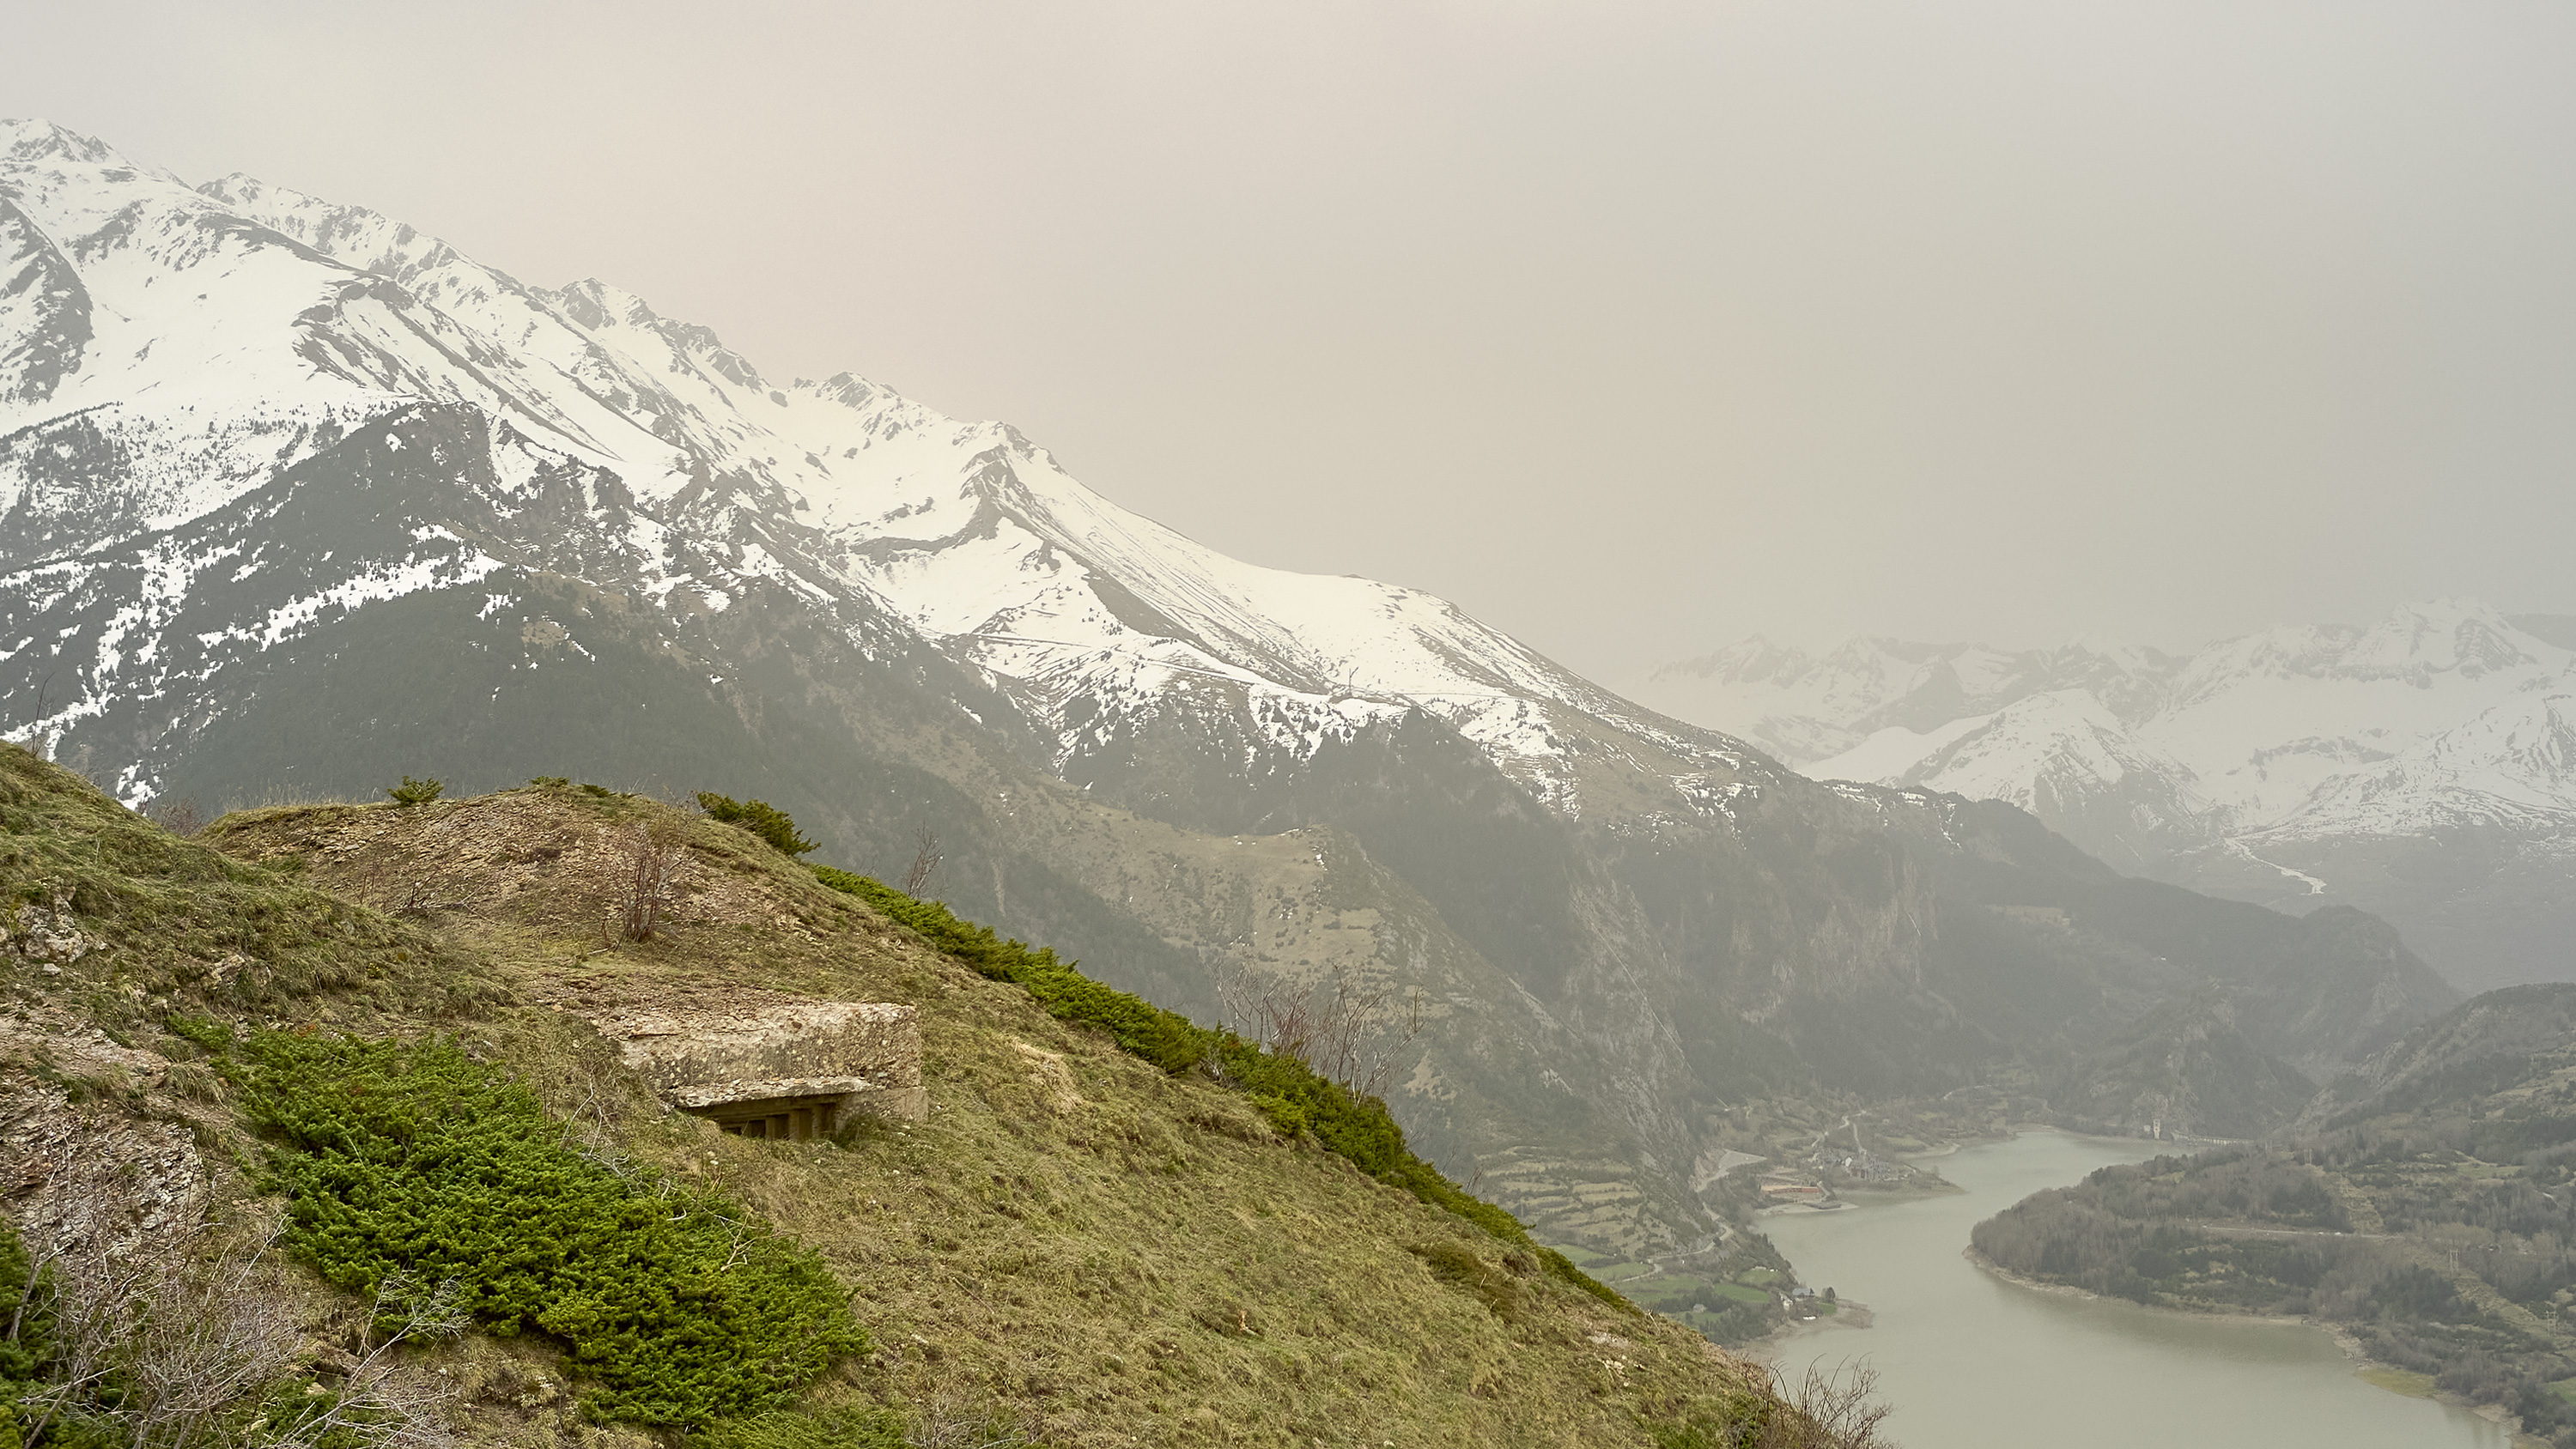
[9,2,2574,677]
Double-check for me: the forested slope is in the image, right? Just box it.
[1972,985,2576,1444]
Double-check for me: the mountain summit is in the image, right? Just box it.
[3,117,1711,816]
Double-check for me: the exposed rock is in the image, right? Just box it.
[0,1078,209,1260]
[6,887,102,965]
[580,997,924,1137]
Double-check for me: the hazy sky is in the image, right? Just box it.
[9,2,2574,678]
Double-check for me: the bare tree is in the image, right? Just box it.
[1218,962,1427,1099]
[606,815,692,943]
[899,824,943,899]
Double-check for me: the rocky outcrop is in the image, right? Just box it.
[5,886,103,968]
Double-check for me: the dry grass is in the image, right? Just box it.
[223,782,369,811]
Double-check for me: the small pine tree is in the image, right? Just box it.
[694,792,817,857]
[386,775,444,806]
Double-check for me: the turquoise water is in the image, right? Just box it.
[1759,1131,2508,1449]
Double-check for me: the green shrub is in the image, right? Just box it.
[808,865,1629,1309]
[223,1031,864,1428]
[385,776,443,807]
[0,1217,60,1449]
[697,794,818,858]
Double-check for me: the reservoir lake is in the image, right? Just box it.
[1760,1131,2508,1449]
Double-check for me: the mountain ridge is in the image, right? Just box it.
[0,118,2459,1264]
[1638,599,2576,991]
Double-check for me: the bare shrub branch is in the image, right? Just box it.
[899,825,943,899]
[15,1220,461,1449]
[146,795,204,838]
[1772,1357,1894,1449]
[605,815,693,943]
[551,1044,639,1177]
[1217,962,1427,1099]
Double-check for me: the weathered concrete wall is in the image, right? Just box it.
[585,999,926,1131]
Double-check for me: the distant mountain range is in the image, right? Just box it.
[1633,601,2576,992]
[0,118,2460,1254]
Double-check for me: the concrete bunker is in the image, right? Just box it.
[586,999,925,1141]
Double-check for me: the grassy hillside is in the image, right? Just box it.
[1971,985,2576,1446]
[0,744,1856,1447]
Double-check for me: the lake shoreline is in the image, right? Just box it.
[1961,1246,2536,1443]
[1758,1131,2512,1449]
[1961,1244,2304,1324]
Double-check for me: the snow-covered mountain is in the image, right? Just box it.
[2,119,2460,1248]
[3,121,1704,814]
[1638,602,2576,989]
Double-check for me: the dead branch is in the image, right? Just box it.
[1769,1357,1894,1449]
[899,824,943,899]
